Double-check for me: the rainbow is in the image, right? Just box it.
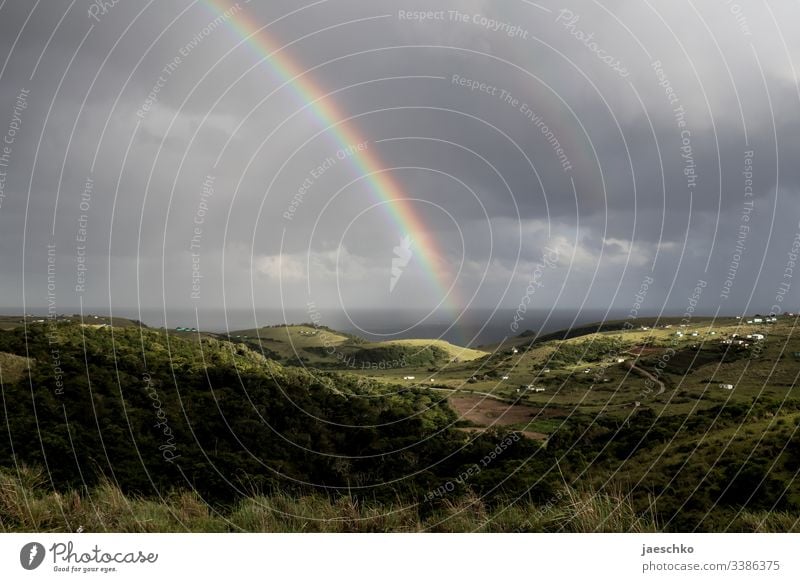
[201,0,460,310]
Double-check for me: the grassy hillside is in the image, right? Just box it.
[0,323,546,505]
[2,315,800,531]
[221,324,488,369]
[0,466,658,533]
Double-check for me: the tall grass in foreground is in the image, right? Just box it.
[0,466,661,532]
[734,511,800,532]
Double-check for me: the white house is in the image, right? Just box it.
[752,334,765,340]
[534,387,546,393]
[403,376,415,380]
[511,347,519,354]
[616,358,626,363]
[719,383,734,390]
[501,375,509,380]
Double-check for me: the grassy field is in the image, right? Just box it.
[345,316,799,434]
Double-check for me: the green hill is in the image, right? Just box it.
[221,324,488,368]
[0,323,536,505]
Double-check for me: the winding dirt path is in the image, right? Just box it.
[625,360,666,395]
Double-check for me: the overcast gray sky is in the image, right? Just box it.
[1,0,799,330]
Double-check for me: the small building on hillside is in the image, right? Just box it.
[719,383,734,390]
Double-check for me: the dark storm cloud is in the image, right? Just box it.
[1,0,799,320]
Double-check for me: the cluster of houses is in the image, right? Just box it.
[298,330,318,336]
[672,314,776,342]
[746,317,777,324]
[175,326,198,332]
[720,332,765,347]
[478,313,793,398]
